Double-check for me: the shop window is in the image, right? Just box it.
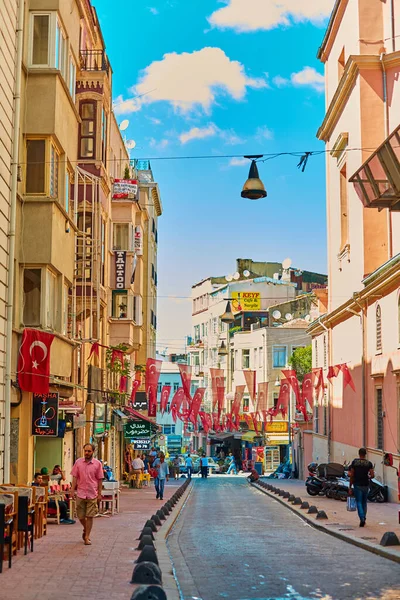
[242,349,250,369]
[112,291,128,319]
[376,304,382,353]
[273,346,286,368]
[26,139,46,194]
[376,388,384,450]
[79,101,96,158]
[23,268,41,326]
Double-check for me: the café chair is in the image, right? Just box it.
[0,495,16,572]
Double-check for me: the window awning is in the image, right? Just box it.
[349,125,400,211]
[123,406,157,425]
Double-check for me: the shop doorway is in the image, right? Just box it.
[265,446,280,472]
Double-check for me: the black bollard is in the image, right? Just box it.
[151,514,162,527]
[308,505,318,514]
[130,585,167,600]
[137,535,155,550]
[293,497,302,505]
[156,510,166,521]
[144,519,157,532]
[135,545,159,565]
[131,561,162,585]
[138,527,155,541]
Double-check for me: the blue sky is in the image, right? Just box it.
[94,0,334,353]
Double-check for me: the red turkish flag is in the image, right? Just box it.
[160,385,171,414]
[170,388,185,422]
[250,412,260,433]
[302,373,314,410]
[231,385,245,424]
[341,363,356,391]
[18,329,55,394]
[130,377,141,407]
[88,342,99,361]
[282,369,301,405]
[312,367,324,401]
[243,370,256,403]
[327,365,341,382]
[145,358,162,417]
[256,382,268,413]
[189,387,205,425]
[178,364,192,402]
[276,378,290,418]
[210,368,224,411]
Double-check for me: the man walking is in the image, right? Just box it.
[131,454,145,488]
[71,443,104,545]
[201,455,209,478]
[155,453,169,500]
[348,447,374,527]
[185,453,193,480]
[227,453,237,475]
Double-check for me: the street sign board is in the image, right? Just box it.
[133,439,151,450]
[124,420,152,439]
[32,393,59,436]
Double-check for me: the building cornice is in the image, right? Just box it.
[317,0,347,62]
[318,53,400,142]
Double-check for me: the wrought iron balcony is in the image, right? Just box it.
[80,50,110,74]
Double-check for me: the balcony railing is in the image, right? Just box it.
[80,50,110,74]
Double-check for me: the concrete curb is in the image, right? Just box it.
[251,482,400,565]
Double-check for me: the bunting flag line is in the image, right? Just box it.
[111,349,124,367]
[119,375,127,393]
[170,387,185,422]
[160,385,171,414]
[327,364,341,382]
[250,412,260,434]
[256,382,268,413]
[145,358,162,418]
[217,381,225,418]
[281,369,301,405]
[178,364,192,403]
[301,372,314,418]
[341,363,356,391]
[312,367,324,400]
[276,378,290,418]
[243,370,256,404]
[189,387,205,425]
[210,368,224,412]
[88,342,100,360]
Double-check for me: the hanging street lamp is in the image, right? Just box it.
[218,340,228,356]
[220,301,235,324]
[241,156,267,200]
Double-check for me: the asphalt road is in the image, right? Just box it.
[167,477,400,600]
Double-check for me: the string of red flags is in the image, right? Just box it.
[17,328,55,395]
[327,363,355,391]
[145,358,162,417]
[243,369,256,403]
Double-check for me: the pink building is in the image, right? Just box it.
[307,0,400,500]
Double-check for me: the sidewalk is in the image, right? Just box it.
[256,478,400,561]
[0,480,184,600]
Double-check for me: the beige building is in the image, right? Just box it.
[0,0,19,482]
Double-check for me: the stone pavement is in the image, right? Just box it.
[257,478,400,561]
[0,479,186,600]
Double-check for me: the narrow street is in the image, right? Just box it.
[168,478,400,600]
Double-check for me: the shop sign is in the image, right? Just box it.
[266,440,285,446]
[132,391,147,411]
[134,226,143,256]
[266,421,288,433]
[73,412,86,429]
[133,438,151,450]
[114,251,126,289]
[32,392,59,436]
[124,420,152,439]
[112,179,138,200]
[231,291,261,313]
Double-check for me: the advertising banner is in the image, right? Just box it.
[134,226,143,255]
[124,420,152,438]
[114,251,126,289]
[32,392,59,436]
[231,291,261,313]
[112,179,138,200]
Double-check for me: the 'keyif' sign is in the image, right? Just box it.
[115,251,126,289]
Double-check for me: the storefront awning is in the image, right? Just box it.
[123,406,157,425]
[241,431,260,442]
[208,432,234,442]
[59,404,82,413]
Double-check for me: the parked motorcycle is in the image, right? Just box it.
[305,462,345,497]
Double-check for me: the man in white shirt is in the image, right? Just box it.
[185,453,193,480]
[131,456,144,488]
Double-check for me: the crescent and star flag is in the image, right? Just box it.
[145,358,162,417]
[160,385,171,414]
[188,387,205,425]
[341,363,356,391]
[256,382,268,414]
[301,373,314,415]
[130,377,141,406]
[312,367,324,400]
[243,370,256,404]
[281,369,301,405]
[250,412,260,433]
[276,378,290,418]
[170,388,185,422]
[18,328,55,394]
[231,385,245,423]
[210,368,224,412]
[178,364,192,403]
[111,349,124,368]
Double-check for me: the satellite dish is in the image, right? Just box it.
[243,270,250,278]
[305,314,312,322]
[120,119,129,131]
[285,313,293,321]
[233,272,240,280]
[225,274,233,282]
[272,310,281,320]
[282,257,292,270]
[126,140,136,150]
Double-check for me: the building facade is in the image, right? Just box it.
[308,0,400,499]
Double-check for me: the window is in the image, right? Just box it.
[234,350,238,370]
[323,392,328,436]
[194,325,200,341]
[376,304,382,353]
[46,270,58,329]
[23,269,41,326]
[376,388,384,450]
[65,170,71,214]
[69,55,76,100]
[101,108,107,163]
[163,425,176,435]
[79,101,96,158]
[242,349,250,369]
[323,335,327,369]
[100,218,105,285]
[62,282,71,336]
[340,165,348,250]
[259,346,264,368]
[273,393,279,410]
[112,291,128,319]
[254,348,258,368]
[49,144,59,198]
[173,382,179,393]
[31,14,50,66]
[113,223,131,251]
[26,139,45,194]
[273,346,287,368]
[314,339,318,368]
[55,18,67,79]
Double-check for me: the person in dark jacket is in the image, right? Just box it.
[348,447,374,527]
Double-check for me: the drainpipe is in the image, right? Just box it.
[4,0,25,483]
[390,0,396,52]
[318,319,331,463]
[380,53,393,259]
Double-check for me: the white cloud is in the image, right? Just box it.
[208,0,334,32]
[130,47,267,114]
[255,126,274,141]
[148,117,162,125]
[229,157,249,167]
[179,123,218,144]
[113,95,141,115]
[272,75,289,88]
[220,129,246,145]
[149,7,159,15]
[291,67,325,92]
[149,138,169,149]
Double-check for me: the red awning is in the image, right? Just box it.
[123,406,156,424]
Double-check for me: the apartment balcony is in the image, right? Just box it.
[109,318,143,350]
[80,50,110,74]
[350,125,400,211]
[77,50,111,97]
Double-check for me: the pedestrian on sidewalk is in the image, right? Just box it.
[71,443,104,545]
[131,455,145,488]
[227,453,237,475]
[201,455,209,478]
[348,447,374,527]
[171,455,180,480]
[185,453,193,479]
[155,453,169,500]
